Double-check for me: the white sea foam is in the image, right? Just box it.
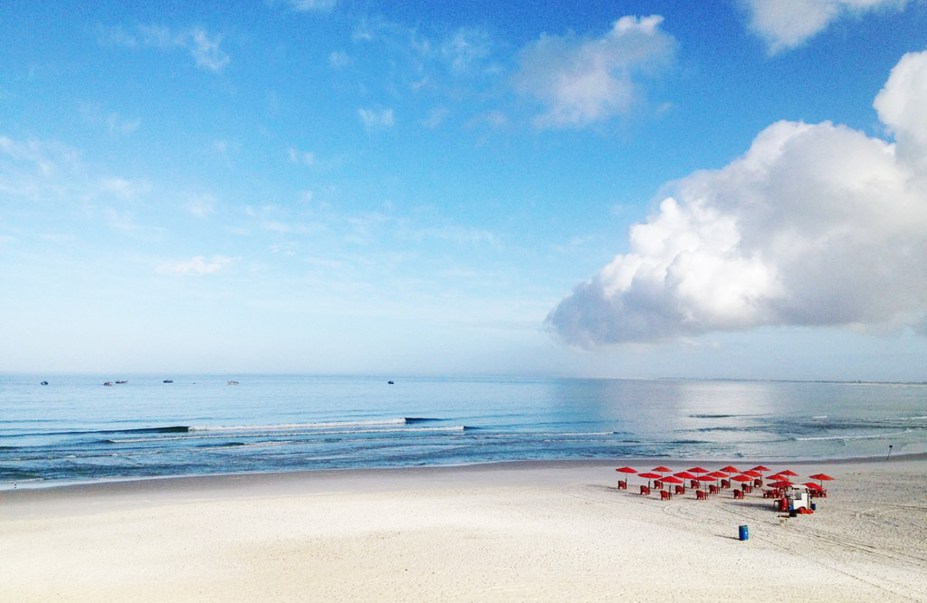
[188,418,410,432]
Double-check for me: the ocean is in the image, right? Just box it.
[2,374,925,489]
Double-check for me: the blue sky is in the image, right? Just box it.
[3,1,927,380]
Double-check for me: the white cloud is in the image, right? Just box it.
[155,255,233,276]
[0,135,146,204]
[288,146,316,166]
[105,24,230,72]
[874,49,927,172]
[421,107,449,129]
[187,28,231,71]
[186,193,217,218]
[288,0,337,12]
[515,15,675,129]
[548,49,927,346]
[742,0,908,55]
[358,107,395,130]
[106,113,141,135]
[329,50,351,69]
[440,27,493,76]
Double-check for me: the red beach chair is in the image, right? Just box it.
[690,479,700,488]
[733,489,744,500]
[654,480,663,490]
[674,485,685,495]
[640,485,651,496]
[696,490,707,501]
[721,479,731,489]
[617,480,627,490]
[709,485,719,495]
[660,490,672,501]
[753,479,763,488]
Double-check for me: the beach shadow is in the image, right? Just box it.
[720,534,743,541]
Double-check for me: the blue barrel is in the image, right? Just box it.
[739,525,749,541]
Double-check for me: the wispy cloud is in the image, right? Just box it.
[328,50,351,69]
[81,103,142,136]
[741,0,909,55]
[155,255,233,276]
[548,48,927,345]
[288,146,316,166]
[0,135,147,204]
[287,0,337,13]
[440,27,494,76]
[420,106,449,129]
[100,24,230,72]
[515,15,675,129]
[358,107,395,130]
[186,192,217,218]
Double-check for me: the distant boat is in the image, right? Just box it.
[115,380,128,384]
[103,381,114,386]
[387,380,395,385]
[40,380,48,386]
[227,380,239,385]
[163,379,173,384]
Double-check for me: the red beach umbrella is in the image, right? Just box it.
[652,465,673,475]
[769,479,793,489]
[742,470,762,478]
[638,472,662,488]
[750,465,770,473]
[687,466,709,474]
[808,473,834,488]
[661,475,684,494]
[705,471,727,488]
[778,469,799,477]
[719,465,740,474]
[694,474,715,493]
[615,466,636,488]
[803,482,824,491]
[731,474,752,483]
[674,471,697,480]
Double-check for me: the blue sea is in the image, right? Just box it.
[2,374,925,489]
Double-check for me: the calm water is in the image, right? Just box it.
[2,374,925,488]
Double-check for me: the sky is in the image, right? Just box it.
[2,1,927,381]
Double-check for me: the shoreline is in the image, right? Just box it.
[3,455,926,601]
[4,450,924,497]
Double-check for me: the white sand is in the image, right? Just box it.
[2,457,926,602]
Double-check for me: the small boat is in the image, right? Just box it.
[387,380,395,385]
[103,381,114,386]
[163,379,173,384]
[227,380,239,385]
[40,380,48,386]
[115,380,128,384]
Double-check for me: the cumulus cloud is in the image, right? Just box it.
[548,49,927,346]
[155,255,233,276]
[515,15,675,128]
[742,0,908,54]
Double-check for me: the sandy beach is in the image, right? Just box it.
[2,457,926,602]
